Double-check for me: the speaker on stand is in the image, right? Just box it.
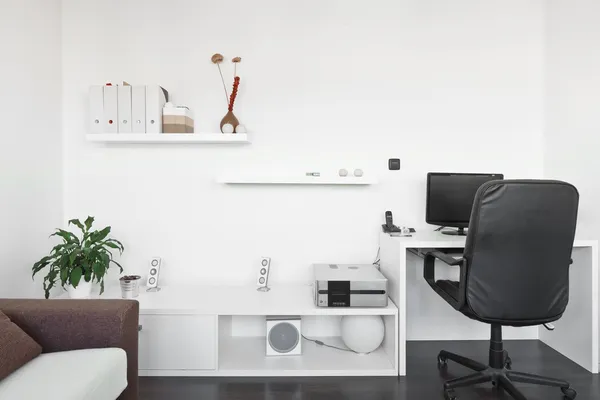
[257,257,271,292]
[146,257,162,292]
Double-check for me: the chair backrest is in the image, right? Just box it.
[463,180,579,324]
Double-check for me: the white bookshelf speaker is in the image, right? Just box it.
[256,257,271,292]
[146,257,161,292]
[266,316,302,356]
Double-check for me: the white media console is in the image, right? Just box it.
[84,284,399,377]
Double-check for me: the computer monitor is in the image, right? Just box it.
[426,172,504,235]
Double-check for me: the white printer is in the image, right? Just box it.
[313,264,388,307]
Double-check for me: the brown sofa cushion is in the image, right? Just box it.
[0,310,42,380]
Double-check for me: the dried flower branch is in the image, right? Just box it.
[211,53,224,64]
[228,76,240,112]
[232,56,242,78]
[211,53,229,106]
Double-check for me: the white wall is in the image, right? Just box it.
[544,0,600,362]
[544,0,600,239]
[62,0,545,286]
[0,0,63,297]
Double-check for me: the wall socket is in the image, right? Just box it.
[388,158,401,170]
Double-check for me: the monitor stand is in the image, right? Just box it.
[442,227,467,236]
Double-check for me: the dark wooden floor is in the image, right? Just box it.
[139,340,600,400]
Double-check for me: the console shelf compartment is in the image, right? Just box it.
[218,335,396,376]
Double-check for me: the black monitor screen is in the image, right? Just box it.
[426,173,504,228]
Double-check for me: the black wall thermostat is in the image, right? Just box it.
[388,158,401,170]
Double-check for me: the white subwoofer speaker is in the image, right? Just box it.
[146,257,161,292]
[266,316,302,356]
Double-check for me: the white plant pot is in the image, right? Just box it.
[67,280,93,299]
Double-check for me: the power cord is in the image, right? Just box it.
[373,247,380,267]
[301,335,371,355]
[435,226,445,231]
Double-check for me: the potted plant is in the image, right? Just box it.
[32,216,124,299]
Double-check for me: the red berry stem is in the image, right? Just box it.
[228,76,240,112]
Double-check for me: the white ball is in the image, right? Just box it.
[222,123,234,133]
[354,169,364,177]
[236,124,247,133]
[339,168,348,177]
[341,315,384,354]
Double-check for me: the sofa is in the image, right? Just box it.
[0,299,139,400]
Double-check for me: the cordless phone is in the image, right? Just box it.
[382,211,416,234]
[382,211,402,233]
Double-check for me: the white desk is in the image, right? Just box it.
[379,231,599,376]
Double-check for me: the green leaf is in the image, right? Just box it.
[84,216,95,231]
[90,227,111,243]
[93,262,105,281]
[104,241,121,250]
[60,254,69,269]
[106,238,125,252]
[70,267,83,288]
[50,244,65,254]
[68,219,85,233]
[51,229,80,245]
[60,268,68,285]
[69,248,80,265]
[111,259,124,274]
[43,269,59,299]
[32,261,49,278]
[84,268,92,282]
[52,243,77,255]
[100,252,110,266]
[33,256,52,275]
[43,276,50,299]
[33,256,51,268]
[100,279,105,295]
[102,248,114,259]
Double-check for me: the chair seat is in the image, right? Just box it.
[0,348,127,400]
[436,280,460,302]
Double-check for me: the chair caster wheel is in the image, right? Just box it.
[444,388,457,400]
[561,387,577,399]
[437,354,448,368]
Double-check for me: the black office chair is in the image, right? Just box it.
[424,180,579,400]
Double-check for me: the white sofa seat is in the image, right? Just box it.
[0,348,127,400]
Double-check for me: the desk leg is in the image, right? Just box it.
[379,238,407,376]
[539,246,598,373]
[399,250,407,376]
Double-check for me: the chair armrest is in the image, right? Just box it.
[427,250,464,266]
[424,251,467,310]
[0,299,139,400]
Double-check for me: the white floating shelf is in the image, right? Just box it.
[217,176,377,185]
[86,133,250,144]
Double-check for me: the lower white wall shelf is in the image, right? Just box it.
[86,133,250,144]
[218,335,395,377]
[217,175,377,185]
[62,284,398,377]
